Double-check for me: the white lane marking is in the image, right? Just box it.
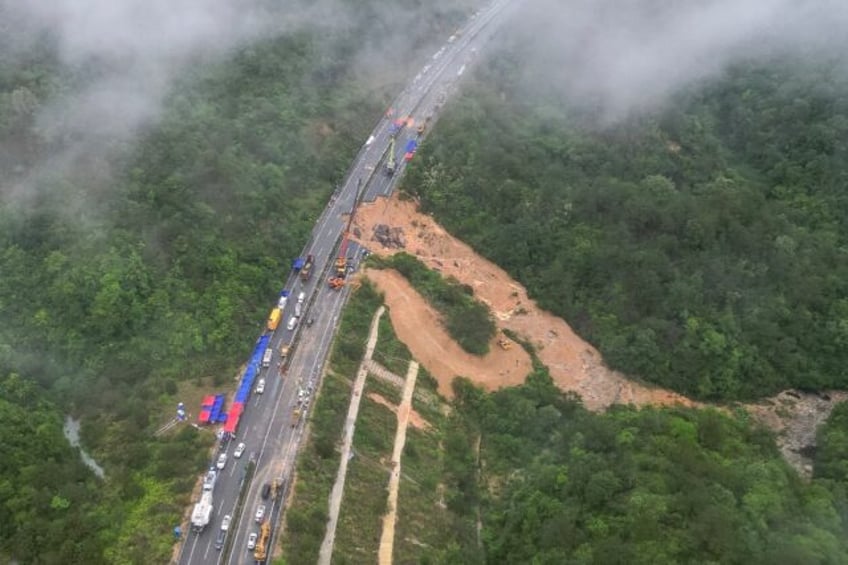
[181,530,199,565]
[225,351,299,565]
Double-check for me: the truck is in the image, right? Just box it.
[385,136,397,176]
[292,257,305,271]
[277,289,290,310]
[299,254,314,281]
[253,520,271,562]
[262,348,273,368]
[202,469,217,492]
[404,139,418,162]
[191,491,214,532]
[279,342,290,358]
[291,407,301,428]
[267,308,281,331]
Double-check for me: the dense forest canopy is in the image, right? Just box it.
[0,0,477,562]
[405,8,848,400]
[445,371,848,564]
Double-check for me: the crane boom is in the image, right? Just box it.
[330,179,363,289]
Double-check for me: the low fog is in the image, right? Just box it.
[3,0,848,200]
[512,0,848,122]
[3,0,274,143]
[0,0,473,204]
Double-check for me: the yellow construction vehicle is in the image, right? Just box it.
[329,178,364,291]
[253,520,271,562]
[497,337,513,350]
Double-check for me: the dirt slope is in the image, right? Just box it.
[366,268,534,399]
[352,193,846,476]
[355,194,696,411]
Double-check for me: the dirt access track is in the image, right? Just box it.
[353,194,696,411]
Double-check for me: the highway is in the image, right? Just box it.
[176,1,514,563]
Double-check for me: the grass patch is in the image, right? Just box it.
[394,426,458,564]
[281,280,384,564]
[368,253,496,355]
[280,371,348,564]
[412,366,447,427]
[373,308,413,376]
[416,364,440,395]
[365,373,403,406]
[332,395,396,564]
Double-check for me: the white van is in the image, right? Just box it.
[287,316,297,331]
[297,291,305,304]
[262,348,273,368]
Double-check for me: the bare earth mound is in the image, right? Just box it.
[355,194,696,411]
[366,269,534,399]
[353,193,846,476]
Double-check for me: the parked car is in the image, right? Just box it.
[214,529,225,550]
[234,442,246,459]
[254,504,266,523]
[247,532,258,551]
[216,453,227,470]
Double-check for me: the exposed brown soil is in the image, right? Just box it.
[350,193,848,476]
[365,268,534,400]
[355,194,697,411]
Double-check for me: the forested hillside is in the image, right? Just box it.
[444,371,848,564]
[405,24,848,400]
[0,0,476,562]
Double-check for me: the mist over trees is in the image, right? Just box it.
[405,12,848,400]
[0,0,476,561]
[3,0,848,562]
[445,372,848,564]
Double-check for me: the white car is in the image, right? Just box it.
[247,532,258,551]
[234,442,246,459]
[254,504,266,523]
[221,514,231,531]
[255,378,266,395]
[216,453,227,470]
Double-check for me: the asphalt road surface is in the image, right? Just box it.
[176,1,514,563]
